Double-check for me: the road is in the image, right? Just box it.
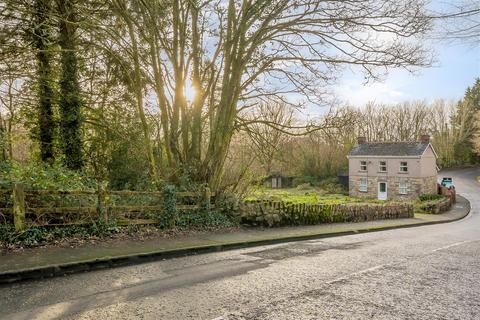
[1,168,479,320]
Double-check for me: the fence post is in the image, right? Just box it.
[97,182,108,223]
[13,183,25,232]
[202,186,211,209]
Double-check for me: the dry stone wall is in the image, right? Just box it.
[421,196,453,214]
[239,200,414,227]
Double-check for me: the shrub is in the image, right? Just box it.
[159,185,178,228]
[0,224,15,244]
[419,194,443,202]
[177,210,238,229]
[0,162,96,190]
[0,221,121,247]
[296,183,312,190]
[317,177,346,194]
[292,176,318,187]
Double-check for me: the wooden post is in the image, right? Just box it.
[202,186,211,208]
[97,181,108,223]
[13,184,25,232]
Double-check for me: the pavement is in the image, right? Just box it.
[0,194,469,284]
[0,167,479,319]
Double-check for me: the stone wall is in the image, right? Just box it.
[421,196,453,214]
[349,175,437,200]
[239,200,414,227]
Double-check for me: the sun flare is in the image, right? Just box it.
[184,82,196,103]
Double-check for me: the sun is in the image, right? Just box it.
[184,81,196,103]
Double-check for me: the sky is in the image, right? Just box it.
[334,41,479,106]
[333,0,480,107]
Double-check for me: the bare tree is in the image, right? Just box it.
[430,1,480,44]
[101,0,432,189]
[243,102,294,174]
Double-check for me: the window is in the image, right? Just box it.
[399,180,409,195]
[400,161,408,172]
[359,178,368,192]
[360,161,367,171]
[379,182,387,193]
[379,161,387,172]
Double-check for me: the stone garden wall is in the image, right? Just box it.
[420,196,453,214]
[238,200,414,227]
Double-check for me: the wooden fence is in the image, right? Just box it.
[0,184,213,231]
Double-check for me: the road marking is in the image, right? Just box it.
[431,240,479,252]
[325,240,480,286]
[324,239,480,287]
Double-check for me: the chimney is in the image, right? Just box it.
[357,136,367,144]
[420,135,430,143]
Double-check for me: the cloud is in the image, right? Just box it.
[336,81,406,106]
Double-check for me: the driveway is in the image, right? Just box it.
[1,168,479,320]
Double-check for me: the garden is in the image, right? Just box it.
[0,162,455,251]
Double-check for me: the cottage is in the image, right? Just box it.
[347,135,438,200]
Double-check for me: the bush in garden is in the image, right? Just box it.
[177,209,238,229]
[159,184,177,228]
[419,194,443,202]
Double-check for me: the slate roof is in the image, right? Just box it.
[348,142,431,157]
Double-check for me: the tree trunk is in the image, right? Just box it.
[33,0,55,164]
[0,116,7,162]
[190,5,203,165]
[150,39,175,169]
[123,5,159,184]
[58,0,84,170]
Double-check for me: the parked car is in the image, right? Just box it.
[441,177,454,189]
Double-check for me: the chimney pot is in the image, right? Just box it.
[357,136,367,144]
[420,135,430,143]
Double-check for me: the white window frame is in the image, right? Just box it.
[359,178,368,192]
[360,161,367,171]
[379,161,387,172]
[399,180,409,195]
[400,161,408,173]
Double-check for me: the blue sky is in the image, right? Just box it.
[335,42,479,106]
[334,1,480,107]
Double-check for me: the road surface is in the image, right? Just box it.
[1,168,479,320]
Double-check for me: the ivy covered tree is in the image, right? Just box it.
[57,0,83,170]
[5,0,476,191]
[31,0,56,164]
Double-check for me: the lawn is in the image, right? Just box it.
[245,187,382,205]
[245,187,447,208]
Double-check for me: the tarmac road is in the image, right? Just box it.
[0,168,479,320]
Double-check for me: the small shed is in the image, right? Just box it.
[337,172,349,189]
[265,174,293,189]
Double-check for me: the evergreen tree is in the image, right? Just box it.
[465,79,480,110]
[453,78,480,164]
